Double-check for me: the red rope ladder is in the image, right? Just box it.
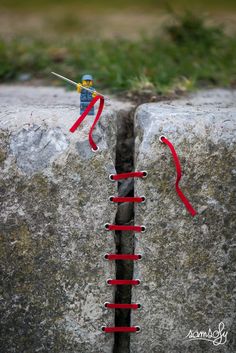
[69,101,197,333]
[103,171,146,333]
[103,138,197,333]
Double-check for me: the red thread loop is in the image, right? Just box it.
[70,95,104,151]
[160,136,197,217]
[102,326,139,333]
[107,279,140,285]
[110,171,147,181]
[105,303,140,309]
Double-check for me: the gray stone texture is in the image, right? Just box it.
[0,85,133,353]
[1,85,236,353]
[131,90,236,353]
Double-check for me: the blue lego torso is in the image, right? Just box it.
[80,87,95,102]
[80,86,95,115]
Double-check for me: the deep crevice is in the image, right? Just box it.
[113,109,135,353]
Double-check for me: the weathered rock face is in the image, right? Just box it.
[131,90,236,353]
[1,86,236,353]
[0,86,132,353]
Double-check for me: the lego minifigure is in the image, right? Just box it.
[77,74,97,115]
[51,72,107,150]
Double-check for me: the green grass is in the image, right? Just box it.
[0,13,236,96]
[1,0,236,11]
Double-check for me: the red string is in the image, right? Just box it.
[70,95,104,151]
[105,254,141,260]
[160,136,197,217]
[110,171,146,181]
[107,279,140,285]
[111,196,144,203]
[103,326,139,333]
[105,303,140,309]
[104,171,145,334]
[106,224,144,232]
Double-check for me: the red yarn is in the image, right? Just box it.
[105,254,141,260]
[160,136,197,217]
[110,196,144,203]
[107,279,140,285]
[105,303,140,309]
[103,326,139,333]
[110,171,146,181]
[106,224,143,232]
[70,95,104,151]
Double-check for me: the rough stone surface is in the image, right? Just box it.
[131,89,236,353]
[0,85,133,353]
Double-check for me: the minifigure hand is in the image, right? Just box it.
[77,84,82,93]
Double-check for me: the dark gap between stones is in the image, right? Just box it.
[113,109,135,353]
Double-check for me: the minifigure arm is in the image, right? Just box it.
[77,84,82,93]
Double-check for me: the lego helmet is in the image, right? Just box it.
[82,74,93,81]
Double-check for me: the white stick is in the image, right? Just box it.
[51,72,108,99]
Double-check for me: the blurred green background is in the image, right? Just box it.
[0,0,236,98]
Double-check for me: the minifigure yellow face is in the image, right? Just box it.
[82,80,93,87]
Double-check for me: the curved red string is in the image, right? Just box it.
[70,95,104,151]
[160,136,197,217]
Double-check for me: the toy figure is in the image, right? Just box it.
[51,72,103,116]
[77,74,97,115]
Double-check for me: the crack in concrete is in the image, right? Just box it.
[112,109,135,353]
